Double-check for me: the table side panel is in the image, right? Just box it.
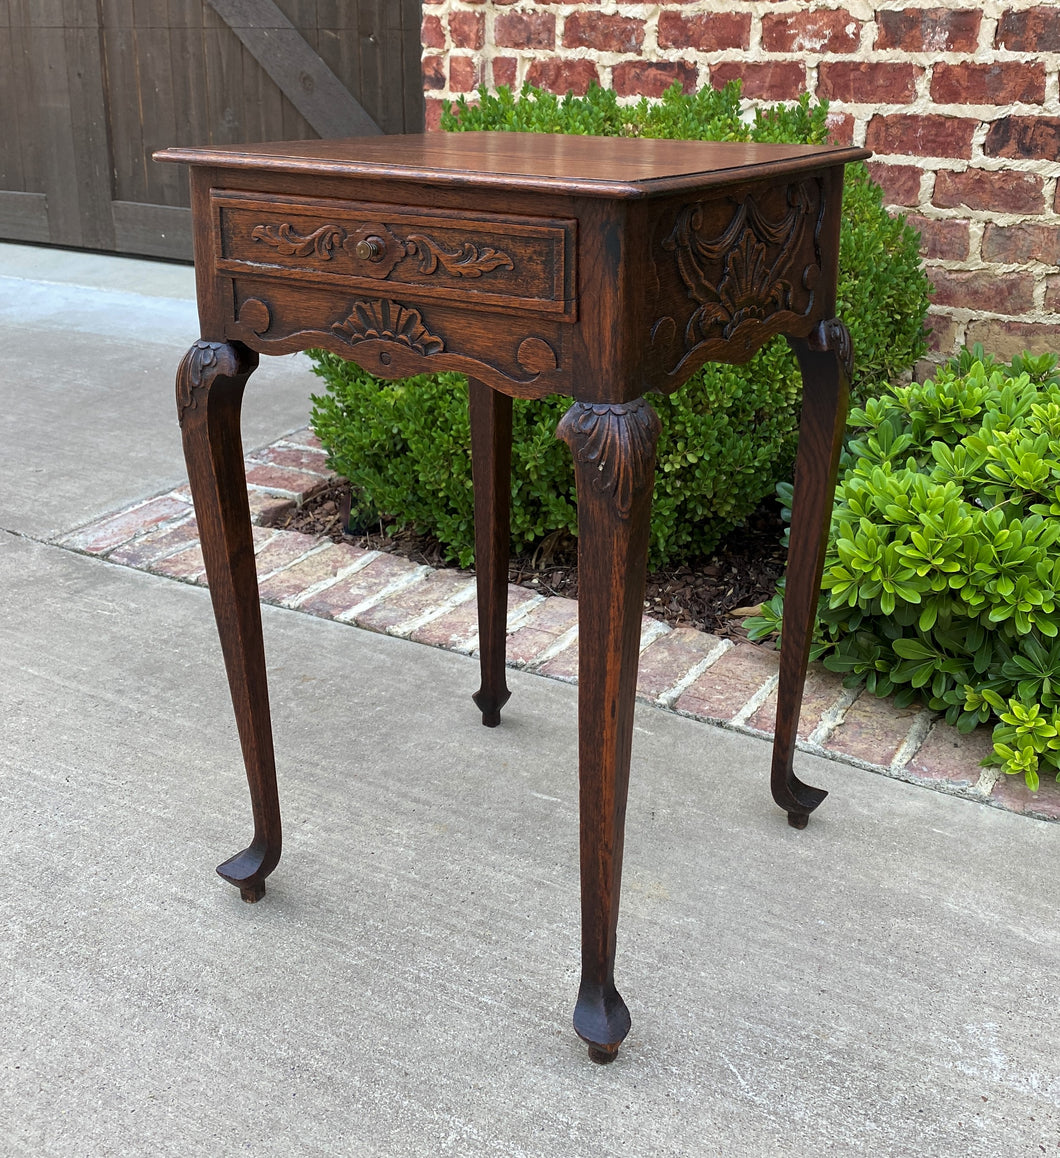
[636,166,846,394]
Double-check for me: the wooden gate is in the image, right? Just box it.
[0,0,424,259]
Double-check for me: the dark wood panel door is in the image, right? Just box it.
[0,0,423,259]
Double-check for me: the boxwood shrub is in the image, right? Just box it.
[747,349,1060,792]
[309,81,930,568]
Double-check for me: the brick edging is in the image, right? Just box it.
[53,426,1059,823]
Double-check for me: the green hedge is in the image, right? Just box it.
[310,81,930,568]
[748,349,1060,792]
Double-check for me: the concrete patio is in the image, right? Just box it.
[1,242,1057,1157]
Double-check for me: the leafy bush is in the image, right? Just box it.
[747,349,1060,791]
[310,80,929,568]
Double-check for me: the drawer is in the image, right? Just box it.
[212,191,576,319]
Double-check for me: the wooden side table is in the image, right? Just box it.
[157,132,870,1063]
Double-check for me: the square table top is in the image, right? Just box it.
[156,132,870,199]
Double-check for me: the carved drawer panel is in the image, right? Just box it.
[212,192,575,319]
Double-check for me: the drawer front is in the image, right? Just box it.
[212,192,575,319]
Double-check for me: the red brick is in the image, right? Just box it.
[150,543,206,582]
[824,692,920,766]
[761,9,861,53]
[247,445,330,476]
[982,223,1060,267]
[108,514,199,568]
[243,463,329,498]
[505,596,578,667]
[355,570,476,636]
[984,117,1060,161]
[1046,277,1060,314]
[421,13,445,50]
[411,583,539,651]
[989,770,1060,821]
[252,529,317,577]
[492,56,518,90]
[867,162,923,207]
[929,267,1035,315]
[495,11,555,50]
[866,114,977,159]
[422,54,445,92]
[826,112,855,145]
[257,542,372,605]
[449,55,479,93]
[297,553,427,619]
[902,721,993,790]
[247,491,295,526]
[448,10,485,50]
[933,168,1045,214]
[563,12,644,53]
[875,8,982,52]
[657,11,751,52]
[635,627,724,702]
[614,60,698,98]
[526,58,600,97]
[818,61,919,104]
[535,640,580,681]
[710,61,805,101]
[58,494,192,554]
[905,214,969,261]
[924,313,961,358]
[747,663,847,740]
[673,643,780,722]
[424,99,444,132]
[964,320,1060,361]
[930,62,1045,106]
[995,6,1060,52]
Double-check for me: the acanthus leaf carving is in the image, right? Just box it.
[557,399,661,519]
[331,299,445,356]
[248,221,515,281]
[176,340,247,425]
[251,222,346,259]
[404,234,515,278]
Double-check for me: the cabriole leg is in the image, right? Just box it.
[776,320,852,827]
[176,340,281,901]
[558,398,660,1063]
[469,378,513,727]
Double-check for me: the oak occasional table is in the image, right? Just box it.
[157,132,870,1064]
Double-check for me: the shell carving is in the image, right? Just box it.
[331,299,445,356]
[663,181,820,346]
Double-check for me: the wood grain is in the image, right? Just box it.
[171,134,868,1061]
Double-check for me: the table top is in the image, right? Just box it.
[156,132,870,199]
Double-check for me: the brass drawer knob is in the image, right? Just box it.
[355,236,386,262]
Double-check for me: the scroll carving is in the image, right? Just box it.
[807,317,854,380]
[252,223,345,258]
[331,299,445,356]
[175,340,246,425]
[653,179,825,375]
[405,234,514,278]
[249,220,515,280]
[557,399,661,519]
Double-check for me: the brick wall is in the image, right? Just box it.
[422,1,1060,364]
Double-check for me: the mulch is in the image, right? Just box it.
[273,481,787,640]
